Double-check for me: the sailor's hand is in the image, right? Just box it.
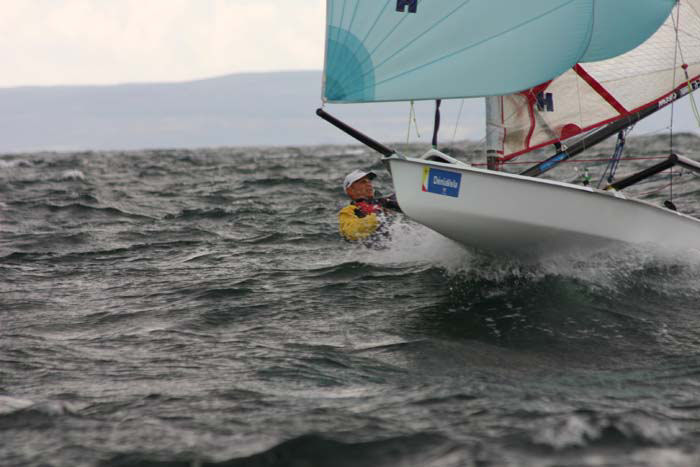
[378,194,402,212]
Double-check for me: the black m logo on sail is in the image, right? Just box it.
[536,92,554,112]
[396,0,418,13]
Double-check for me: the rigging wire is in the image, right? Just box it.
[670,1,682,154]
[450,99,465,146]
[633,180,677,198]
[667,1,684,203]
[596,128,631,188]
[406,100,421,143]
[608,127,631,182]
[671,2,700,127]
[683,65,700,125]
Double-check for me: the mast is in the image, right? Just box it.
[432,99,442,149]
[485,96,503,170]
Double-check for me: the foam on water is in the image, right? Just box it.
[349,217,474,271]
[0,159,32,168]
[0,396,34,415]
[58,169,85,181]
[532,412,682,450]
[355,218,700,296]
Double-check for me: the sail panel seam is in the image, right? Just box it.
[343,1,392,80]
[363,0,473,80]
[327,0,348,72]
[331,1,413,90]
[330,0,363,83]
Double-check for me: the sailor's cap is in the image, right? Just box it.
[343,169,376,193]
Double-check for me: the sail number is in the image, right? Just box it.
[536,92,554,112]
[659,79,700,108]
[396,0,418,13]
[659,91,680,108]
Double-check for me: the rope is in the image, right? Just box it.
[672,1,700,127]
[668,2,687,203]
[635,182,675,198]
[630,174,688,197]
[670,2,682,153]
[406,100,421,143]
[596,129,627,188]
[451,99,465,146]
[608,128,630,182]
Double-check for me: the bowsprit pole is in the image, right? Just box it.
[316,108,396,157]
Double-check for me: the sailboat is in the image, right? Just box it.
[317,0,700,255]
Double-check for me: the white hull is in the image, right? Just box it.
[387,153,700,255]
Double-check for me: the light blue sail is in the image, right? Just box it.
[323,0,674,103]
[581,0,676,62]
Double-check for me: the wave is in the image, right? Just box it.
[192,287,254,300]
[336,216,700,295]
[57,169,85,181]
[0,159,32,168]
[37,202,153,221]
[304,261,406,281]
[240,176,330,191]
[164,208,233,220]
[0,396,34,416]
[531,410,681,449]
[330,218,473,272]
[320,224,700,357]
[101,433,461,467]
[0,395,80,425]
[0,239,206,264]
[164,206,278,221]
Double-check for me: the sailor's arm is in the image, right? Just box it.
[378,193,402,213]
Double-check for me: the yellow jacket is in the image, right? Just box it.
[338,204,380,241]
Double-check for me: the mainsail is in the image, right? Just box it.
[323,0,675,103]
[490,0,700,160]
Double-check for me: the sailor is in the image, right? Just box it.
[338,169,402,243]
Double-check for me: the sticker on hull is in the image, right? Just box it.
[422,167,461,197]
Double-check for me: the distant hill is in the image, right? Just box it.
[0,71,697,153]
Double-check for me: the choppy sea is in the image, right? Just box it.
[2,134,700,467]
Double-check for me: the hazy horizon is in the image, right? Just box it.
[0,70,698,155]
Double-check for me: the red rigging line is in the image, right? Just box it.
[573,64,628,115]
[473,155,670,167]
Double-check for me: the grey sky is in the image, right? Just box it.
[1,0,698,140]
[1,0,324,87]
